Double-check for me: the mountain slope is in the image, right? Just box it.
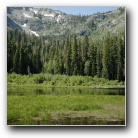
[7,7,125,37]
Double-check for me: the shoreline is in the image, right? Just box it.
[7,84,125,89]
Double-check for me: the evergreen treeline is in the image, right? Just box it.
[7,29,125,81]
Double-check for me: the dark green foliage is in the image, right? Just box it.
[71,34,79,75]
[102,32,125,81]
[64,36,71,76]
[96,46,102,78]
[82,35,89,63]
[7,29,125,81]
[84,60,91,76]
[117,33,125,81]
[102,36,111,79]
[88,41,97,77]
[7,29,42,74]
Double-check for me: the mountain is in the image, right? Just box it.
[7,7,125,38]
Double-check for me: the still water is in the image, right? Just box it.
[7,87,125,96]
[7,87,125,125]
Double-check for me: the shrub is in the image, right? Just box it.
[7,73,125,87]
[33,74,45,84]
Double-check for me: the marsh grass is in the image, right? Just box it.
[7,95,125,125]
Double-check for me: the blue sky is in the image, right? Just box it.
[45,6,118,15]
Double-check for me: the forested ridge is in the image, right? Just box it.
[7,29,125,81]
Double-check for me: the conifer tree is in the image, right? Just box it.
[102,35,110,79]
[7,28,125,81]
[96,46,102,78]
[117,34,125,81]
[64,35,71,76]
[71,34,78,75]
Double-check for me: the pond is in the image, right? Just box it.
[7,87,125,125]
[7,87,125,96]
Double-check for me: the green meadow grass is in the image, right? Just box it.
[7,95,125,125]
[7,73,125,125]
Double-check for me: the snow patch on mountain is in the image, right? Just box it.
[33,10,38,14]
[23,13,32,18]
[29,29,39,37]
[57,15,62,23]
[57,18,60,23]
[44,14,54,17]
[22,23,27,27]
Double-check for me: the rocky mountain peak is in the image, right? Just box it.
[7,7,125,38]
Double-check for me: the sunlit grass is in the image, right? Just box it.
[7,73,125,88]
[7,95,125,125]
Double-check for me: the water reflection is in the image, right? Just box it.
[8,116,125,125]
[7,87,125,96]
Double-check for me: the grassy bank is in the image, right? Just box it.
[7,95,125,125]
[7,73,125,88]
